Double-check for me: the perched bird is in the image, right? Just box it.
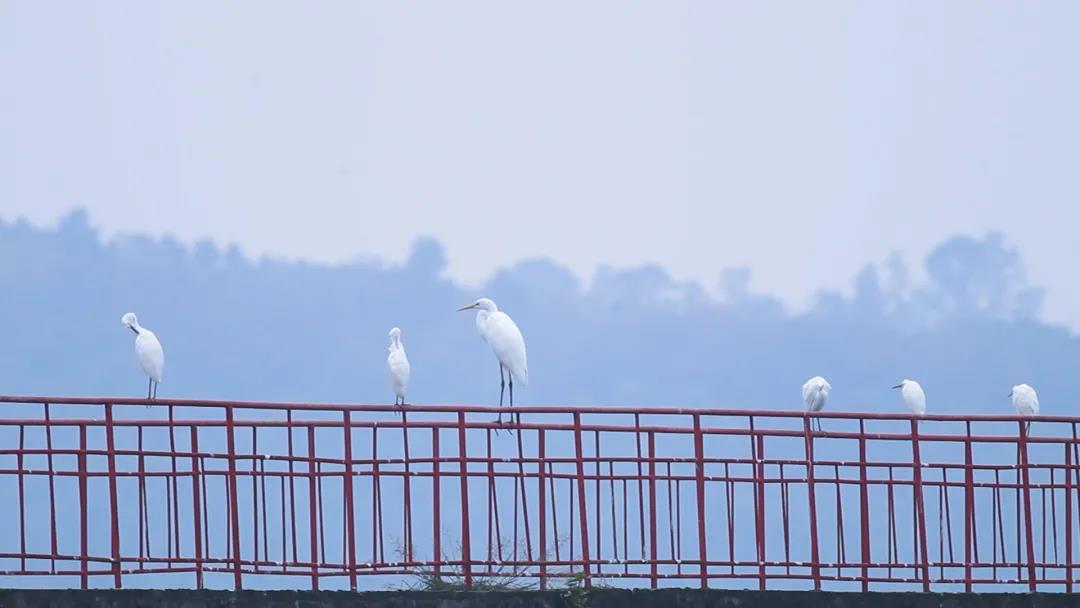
[1009,383,1039,434]
[387,327,411,408]
[892,379,927,416]
[121,312,164,402]
[458,298,528,424]
[802,376,831,433]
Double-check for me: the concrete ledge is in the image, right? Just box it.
[0,589,1072,608]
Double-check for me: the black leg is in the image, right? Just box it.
[147,378,152,403]
[508,374,515,430]
[497,365,506,425]
[499,365,506,407]
[153,381,158,400]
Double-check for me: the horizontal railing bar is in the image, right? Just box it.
[0,395,1077,423]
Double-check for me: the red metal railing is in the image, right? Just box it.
[0,395,1076,592]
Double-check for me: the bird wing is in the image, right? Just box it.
[487,312,528,386]
[136,331,164,382]
[1016,392,1039,416]
[905,384,927,414]
[801,378,820,409]
[387,348,410,394]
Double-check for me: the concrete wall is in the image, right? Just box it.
[0,589,1072,608]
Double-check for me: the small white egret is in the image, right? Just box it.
[458,298,528,424]
[892,379,927,416]
[802,376,831,433]
[387,327,411,408]
[1009,383,1039,433]
[121,312,164,401]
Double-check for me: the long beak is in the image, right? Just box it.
[457,304,476,312]
[891,384,902,389]
[128,326,139,335]
[1008,392,1013,398]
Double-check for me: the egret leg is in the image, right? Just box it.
[152,381,158,400]
[147,378,152,402]
[497,365,506,425]
[508,374,515,431]
[499,365,506,407]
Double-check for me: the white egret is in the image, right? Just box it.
[802,376,831,433]
[458,298,528,424]
[1009,383,1039,433]
[121,312,164,401]
[387,327,411,408]
[892,379,927,416]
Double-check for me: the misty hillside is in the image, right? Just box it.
[0,209,1075,415]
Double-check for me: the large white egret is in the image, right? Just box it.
[458,298,528,423]
[121,312,164,401]
[387,327,411,408]
[802,376,831,433]
[892,379,927,416]
[1009,383,1039,433]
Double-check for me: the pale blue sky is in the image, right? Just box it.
[2,2,1078,326]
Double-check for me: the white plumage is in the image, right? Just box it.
[892,379,927,416]
[459,297,528,423]
[387,327,411,407]
[121,312,164,401]
[1010,383,1039,433]
[802,376,831,432]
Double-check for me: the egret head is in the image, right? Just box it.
[457,298,497,313]
[1010,384,1030,398]
[121,312,140,334]
[892,379,909,390]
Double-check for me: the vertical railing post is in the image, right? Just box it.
[190,425,204,589]
[342,410,357,590]
[963,423,974,592]
[753,419,766,591]
[538,428,548,590]
[1018,422,1037,591]
[78,424,89,590]
[457,411,473,589]
[307,425,319,590]
[573,412,592,587]
[910,419,931,591]
[17,425,26,575]
[693,414,709,589]
[44,403,58,574]
[104,404,123,588]
[1065,438,1073,593]
[648,430,658,589]
[858,419,870,592]
[803,417,821,590]
[432,427,442,578]
[402,412,415,564]
[225,405,243,590]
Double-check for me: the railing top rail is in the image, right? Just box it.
[0,394,1075,424]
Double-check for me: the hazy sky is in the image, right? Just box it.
[2,2,1078,326]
